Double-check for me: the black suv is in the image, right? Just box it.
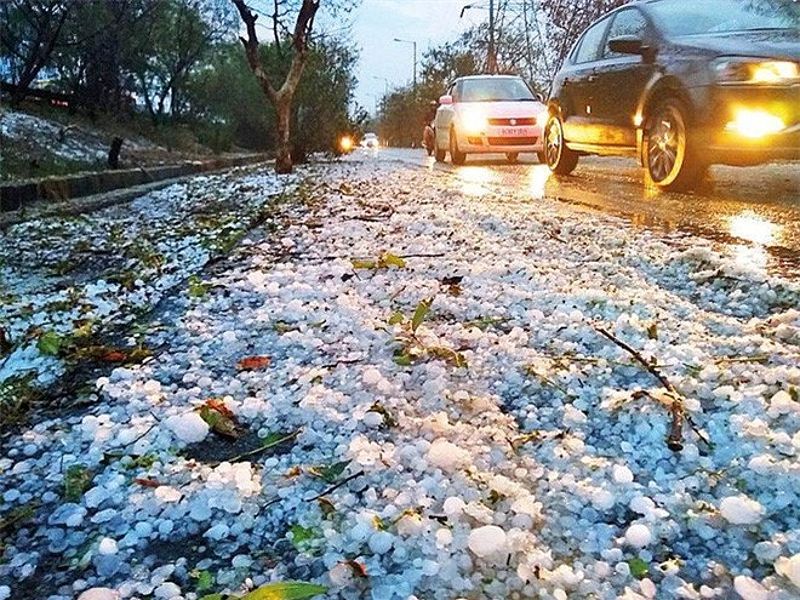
[545,0,800,191]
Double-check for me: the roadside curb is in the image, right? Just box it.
[0,154,268,213]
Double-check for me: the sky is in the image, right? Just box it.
[346,0,486,113]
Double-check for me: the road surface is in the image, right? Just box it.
[367,147,800,279]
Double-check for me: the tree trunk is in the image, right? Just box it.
[275,98,293,174]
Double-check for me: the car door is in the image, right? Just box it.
[589,7,655,147]
[560,16,613,144]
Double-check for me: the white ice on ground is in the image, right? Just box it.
[720,495,765,525]
[1,155,800,599]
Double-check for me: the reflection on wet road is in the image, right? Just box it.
[376,148,800,279]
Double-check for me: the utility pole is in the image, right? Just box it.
[488,0,497,74]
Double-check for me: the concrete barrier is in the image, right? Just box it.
[0,154,268,212]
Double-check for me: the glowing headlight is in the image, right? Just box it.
[339,135,353,152]
[725,109,785,139]
[713,57,800,85]
[461,109,488,134]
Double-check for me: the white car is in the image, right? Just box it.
[361,132,379,148]
[434,75,547,165]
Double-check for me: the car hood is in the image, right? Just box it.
[456,101,546,118]
[671,29,800,61]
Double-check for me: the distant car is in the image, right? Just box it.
[361,132,379,148]
[545,0,800,191]
[434,75,547,165]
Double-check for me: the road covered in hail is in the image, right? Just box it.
[1,153,800,600]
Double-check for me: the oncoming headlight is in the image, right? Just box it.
[713,57,800,85]
[461,109,488,133]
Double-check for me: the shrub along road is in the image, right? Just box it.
[0,154,799,600]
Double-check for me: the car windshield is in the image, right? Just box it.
[459,78,535,102]
[648,0,799,36]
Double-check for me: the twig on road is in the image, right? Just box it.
[594,326,695,452]
[305,470,365,502]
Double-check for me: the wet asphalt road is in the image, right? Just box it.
[366,147,800,280]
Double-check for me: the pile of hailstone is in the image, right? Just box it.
[1,158,799,600]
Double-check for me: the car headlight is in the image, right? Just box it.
[713,57,800,85]
[461,109,488,134]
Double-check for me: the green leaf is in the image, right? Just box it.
[37,331,63,356]
[411,297,433,333]
[351,259,376,270]
[289,524,321,551]
[393,350,412,366]
[628,557,649,579]
[387,312,405,326]
[308,460,349,483]
[240,582,327,600]
[195,570,215,592]
[379,252,406,268]
[63,464,92,502]
[189,275,210,298]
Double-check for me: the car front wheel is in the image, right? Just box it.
[450,128,466,165]
[643,98,706,191]
[506,152,519,164]
[544,114,578,175]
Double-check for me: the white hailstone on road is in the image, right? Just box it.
[77,589,120,600]
[624,523,653,548]
[591,489,616,511]
[154,582,181,598]
[775,553,800,587]
[427,439,471,471]
[733,575,769,600]
[329,562,354,587]
[468,525,508,558]
[164,412,209,444]
[368,531,394,555]
[362,411,384,428]
[613,465,634,484]
[0,588,10,600]
[630,496,656,516]
[221,330,237,344]
[639,578,657,598]
[362,367,383,386]
[98,537,118,555]
[154,486,182,503]
[768,390,799,417]
[443,497,466,517]
[720,495,765,525]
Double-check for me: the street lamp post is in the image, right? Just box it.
[393,38,417,93]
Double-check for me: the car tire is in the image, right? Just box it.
[450,128,466,165]
[434,130,446,162]
[536,151,546,164]
[427,146,434,157]
[506,152,519,164]
[643,97,706,191]
[544,114,578,175]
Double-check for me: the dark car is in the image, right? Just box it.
[544,0,800,191]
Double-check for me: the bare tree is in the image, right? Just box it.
[0,0,77,106]
[230,0,320,174]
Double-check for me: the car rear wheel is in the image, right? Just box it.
[505,152,519,164]
[643,98,706,191]
[544,114,578,175]
[450,128,466,165]
[536,151,546,164]
[434,132,446,162]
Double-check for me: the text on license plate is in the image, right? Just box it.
[499,127,533,136]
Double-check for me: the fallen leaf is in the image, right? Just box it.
[135,478,162,488]
[317,497,335,517]
[307,460,349,484]
[37,331,63,356]
[379,252,406,268]
[102,350,129,363]
[237,356,272,371]
[198,400,240,439]
[63,464,92,501]
[343,559,368,578]
[411,297,433,333]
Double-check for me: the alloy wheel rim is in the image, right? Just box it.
[647,107,682,182]
[546,119,561,166]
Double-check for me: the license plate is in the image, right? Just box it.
[499,127,532,136]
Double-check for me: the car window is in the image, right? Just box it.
[459,78,535,102]
[574,18,610,64]
[648,0,798,36]
[605,9,648,57]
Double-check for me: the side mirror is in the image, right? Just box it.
[608,35,645,55]
[438,94,453,105]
